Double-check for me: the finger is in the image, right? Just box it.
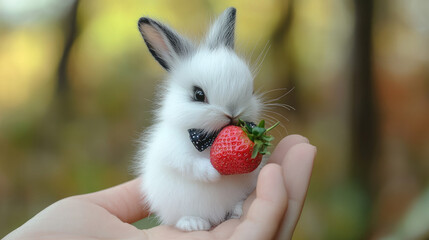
[215,135,310,239]
[240,135,308,216]
[276,143,316,240]
[75,178,149,223]
[230,164,288,240]
[269,134,309,165]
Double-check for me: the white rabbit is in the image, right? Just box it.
[136,7,264,231]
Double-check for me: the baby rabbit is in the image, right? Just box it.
[136,7,264,231]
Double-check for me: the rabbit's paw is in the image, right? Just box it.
[230,200,244,219]
[176,216,211,231]
[194,160,221,182]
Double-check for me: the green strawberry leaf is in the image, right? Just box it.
[252,127,266,137]
[238,119,245,126]
[252,143,262,158]
[245,122,253,133]
[262,135,274,142]
[239,119,280,157]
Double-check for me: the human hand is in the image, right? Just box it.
[4,134,316,240]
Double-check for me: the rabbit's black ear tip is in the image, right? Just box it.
[225,7,236,22]
[226,7,236,16]
[138,17,151,27]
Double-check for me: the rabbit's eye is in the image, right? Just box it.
[193,86,207,103]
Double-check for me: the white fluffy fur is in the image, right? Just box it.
[137,8,263,231]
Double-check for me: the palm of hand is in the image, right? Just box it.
[5,135,315,240]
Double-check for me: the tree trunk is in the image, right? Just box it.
[351,0,377,236]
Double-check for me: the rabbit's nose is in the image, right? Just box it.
[226,115,238,125]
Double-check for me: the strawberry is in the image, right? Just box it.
[210,120,278,175]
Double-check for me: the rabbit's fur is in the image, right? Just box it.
[136,7,263,231]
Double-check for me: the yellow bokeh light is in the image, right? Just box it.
[0,27,61,114]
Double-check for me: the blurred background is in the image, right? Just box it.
[1,0,429,239]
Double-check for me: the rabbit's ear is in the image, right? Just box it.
[205,7,236,49]
[138,17,194,71]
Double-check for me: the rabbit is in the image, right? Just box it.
[136,7,265,231]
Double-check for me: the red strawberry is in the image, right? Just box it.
[210,120,278,175]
